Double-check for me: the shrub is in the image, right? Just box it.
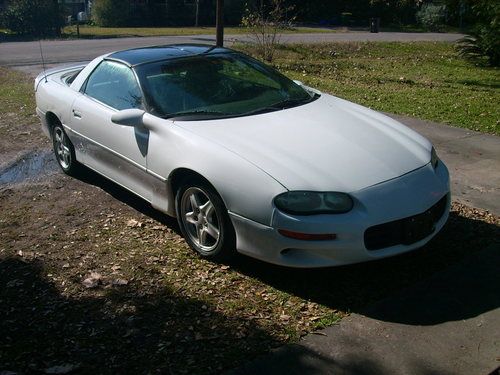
[416,4,446,31]
[92,0,130,27]
[1,0,62,36]
[456,1,499,66]
[241,0,295,62]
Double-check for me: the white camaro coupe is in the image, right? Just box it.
[35,44,450,267]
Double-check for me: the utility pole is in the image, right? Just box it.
[195,0,200,27]
[216,0,224,47]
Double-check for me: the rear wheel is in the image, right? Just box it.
[176,178,236,261]
[52,123,79,176]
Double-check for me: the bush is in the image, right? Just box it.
[416,4,446,31]
[241,0,295,62]
[92,0,129,27]
[1,0,62,36]
[456,1,499,66]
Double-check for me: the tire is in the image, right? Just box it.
[175,178,236,261]
[52,123,79,176]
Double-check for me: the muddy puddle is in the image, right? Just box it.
[0,150,59,186]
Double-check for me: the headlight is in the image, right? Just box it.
[431,147,439,169]
[274,191,353,215]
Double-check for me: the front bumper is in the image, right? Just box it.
[230,161,450,268]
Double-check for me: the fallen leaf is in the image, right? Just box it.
[311,331,327,336]
[126,219,143,228]
[82,272,102,288]
[111,278,128,286]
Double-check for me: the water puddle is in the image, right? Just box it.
[0,150,58,186]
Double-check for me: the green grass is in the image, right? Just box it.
[0,67,34,117]
[238,42,500,135]
[61,25,336,38]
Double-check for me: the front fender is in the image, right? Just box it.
[146,115,287,225]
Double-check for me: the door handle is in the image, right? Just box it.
[72,109,82,119]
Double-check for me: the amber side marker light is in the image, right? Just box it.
[278,229,337,241]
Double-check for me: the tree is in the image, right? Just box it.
[1,0,62,36]
[415,3,446,31]
[216,0,224,46]
[92,0,130,27]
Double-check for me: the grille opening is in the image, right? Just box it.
[364,194,448,251]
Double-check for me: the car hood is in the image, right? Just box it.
[173,93,432,192]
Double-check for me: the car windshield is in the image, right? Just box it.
[134,52,318,120]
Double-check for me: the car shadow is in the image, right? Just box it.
[225,339,457,375]
[73,166,500,327]
[230,212,500,326]
[75,164,180,233]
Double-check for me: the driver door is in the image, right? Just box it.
[69,60,152,201]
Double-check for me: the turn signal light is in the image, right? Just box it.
[278,229,337,241]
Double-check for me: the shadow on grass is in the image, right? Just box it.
[75,165,500,326]
[449,79,500,89]
[0,257,278,374]
[76,164,180,233]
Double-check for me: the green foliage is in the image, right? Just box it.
[92,0,130,27]
[456,1,500,66]
[0,0,62,36]
[415,4,446,31]
[287,0,419,25]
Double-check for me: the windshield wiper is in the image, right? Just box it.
[270,98,308,109]
[240,94,319,117]
[163,109,230,119]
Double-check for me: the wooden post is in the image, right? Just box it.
[216,0,224,47]
[195,0,200,27]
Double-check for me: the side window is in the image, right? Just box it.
[84,61,143,110]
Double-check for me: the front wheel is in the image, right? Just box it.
[52,124,79,176]
[176,179,236,261]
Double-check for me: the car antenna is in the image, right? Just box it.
[38,39,48,83]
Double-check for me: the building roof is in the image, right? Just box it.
[106,44,232,67]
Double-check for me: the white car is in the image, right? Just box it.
[35,44,450,267]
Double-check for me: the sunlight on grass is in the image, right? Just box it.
[238,42,500,135]
[0,67,34,118]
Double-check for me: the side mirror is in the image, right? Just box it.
[111,109,145,127]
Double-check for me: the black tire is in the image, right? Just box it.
[175,177,236,261]
[52,123,80,176]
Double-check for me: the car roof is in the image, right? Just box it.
[106,44,233,67]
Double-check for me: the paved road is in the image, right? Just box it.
[0,31,463,73]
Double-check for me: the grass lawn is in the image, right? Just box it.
[62,25,337,38]
[238,42,500,135]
